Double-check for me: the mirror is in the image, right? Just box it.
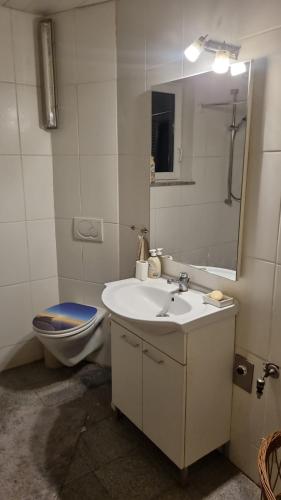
[150,63,251,281]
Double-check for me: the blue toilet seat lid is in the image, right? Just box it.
[33,302,98,334]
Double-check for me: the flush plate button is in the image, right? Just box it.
[73,217,103,242]
[233,353,254,393]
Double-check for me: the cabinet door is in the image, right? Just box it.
[111,321,142,429]
[142,342,186,468]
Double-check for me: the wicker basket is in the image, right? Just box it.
[258,431,281,500]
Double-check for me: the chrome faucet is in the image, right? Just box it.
[167,272,190,292]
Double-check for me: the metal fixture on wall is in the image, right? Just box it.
[256,363,280,399]
[233,353,254,393]
[184,36,246,76]
[38,19,58,129]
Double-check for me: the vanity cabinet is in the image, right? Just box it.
[142,342,186,467]
[111,315,235,473]
[111,322,142,429]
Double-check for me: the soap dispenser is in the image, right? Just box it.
[148,249,161,279]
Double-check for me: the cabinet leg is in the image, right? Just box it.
[180,467,189,487]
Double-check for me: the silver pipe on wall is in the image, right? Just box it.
[38,19,58,129]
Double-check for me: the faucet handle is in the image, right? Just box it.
[179,272,189,280]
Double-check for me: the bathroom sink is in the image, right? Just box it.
[102,278,238,333]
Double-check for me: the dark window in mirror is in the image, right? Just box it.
[152,91,175,173]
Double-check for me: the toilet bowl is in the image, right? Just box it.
[33,302,106,367]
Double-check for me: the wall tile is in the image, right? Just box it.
[154,206,182,254]
[116,0,145,81]
[119,155,150,227]
[53,10,77,85]
[51,85,79,155]
[231,351,266,448]
[277,219,281,265]
[119,224,139,279]
[0,156,25,222]
[146,0,183,70]
[78,81,117,155]
[238,0,281,39]
[80,155,118,223]
[0,7,14,82]
[229,439,260,485]
[146,60,183,89]
[53,156,81,218]
[55,218,83,280]
[17,85,52,155]
[0,222,29,286]
[117,77,149,156]
[0,282,32,346]
[75,2,116,83]
[27,219,57,280]
[0,338,43,372]
[0,83,20,154]
[263,54,281,151]
[243,152,281,262]
[12,10,39,85]
[83,222,119,284]
[30,277,59,316]
[22,156,54,220]
[150,185,181,209]
[58,277,85,304]
[82,281,104,308]
[236,257,275,358]
[269,265,281,367]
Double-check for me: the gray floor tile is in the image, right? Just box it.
[73,363,111,389]
[71,383,113,426]
[96,445,177,500]
[35,378,86,407]
[79,415,142,471]
[59,472,111,500]
[0,402,87,496]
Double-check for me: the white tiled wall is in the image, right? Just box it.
[0,6,59,371]
[116,0,281,483]
[52,1,118,365]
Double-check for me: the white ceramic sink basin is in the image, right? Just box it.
[102,278,238,333]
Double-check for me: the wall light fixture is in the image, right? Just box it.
[184,36,245,76]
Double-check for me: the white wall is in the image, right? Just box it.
[0,7,59,371]
[51,1,118,365]
[116,0,281,483]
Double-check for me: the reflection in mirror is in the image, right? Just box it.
[150,63,251,281]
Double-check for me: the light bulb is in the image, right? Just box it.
[184,36,205,62]
[212,50,230,74]
[230,61,247,76]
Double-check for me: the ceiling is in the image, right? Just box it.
[0,0,105,15]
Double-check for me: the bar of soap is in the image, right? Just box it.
[209,290,224,301]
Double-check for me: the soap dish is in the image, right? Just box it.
[203,293,234,308]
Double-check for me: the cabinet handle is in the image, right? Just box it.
[143,349,164,365]
[121,334,140,348]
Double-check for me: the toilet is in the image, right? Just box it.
[33,302,106,367]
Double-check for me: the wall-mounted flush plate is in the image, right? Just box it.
[233,353,254,393]
[73,217,103,242]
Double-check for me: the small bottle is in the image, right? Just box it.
[156,248,163,257]
[148,249,161,279]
